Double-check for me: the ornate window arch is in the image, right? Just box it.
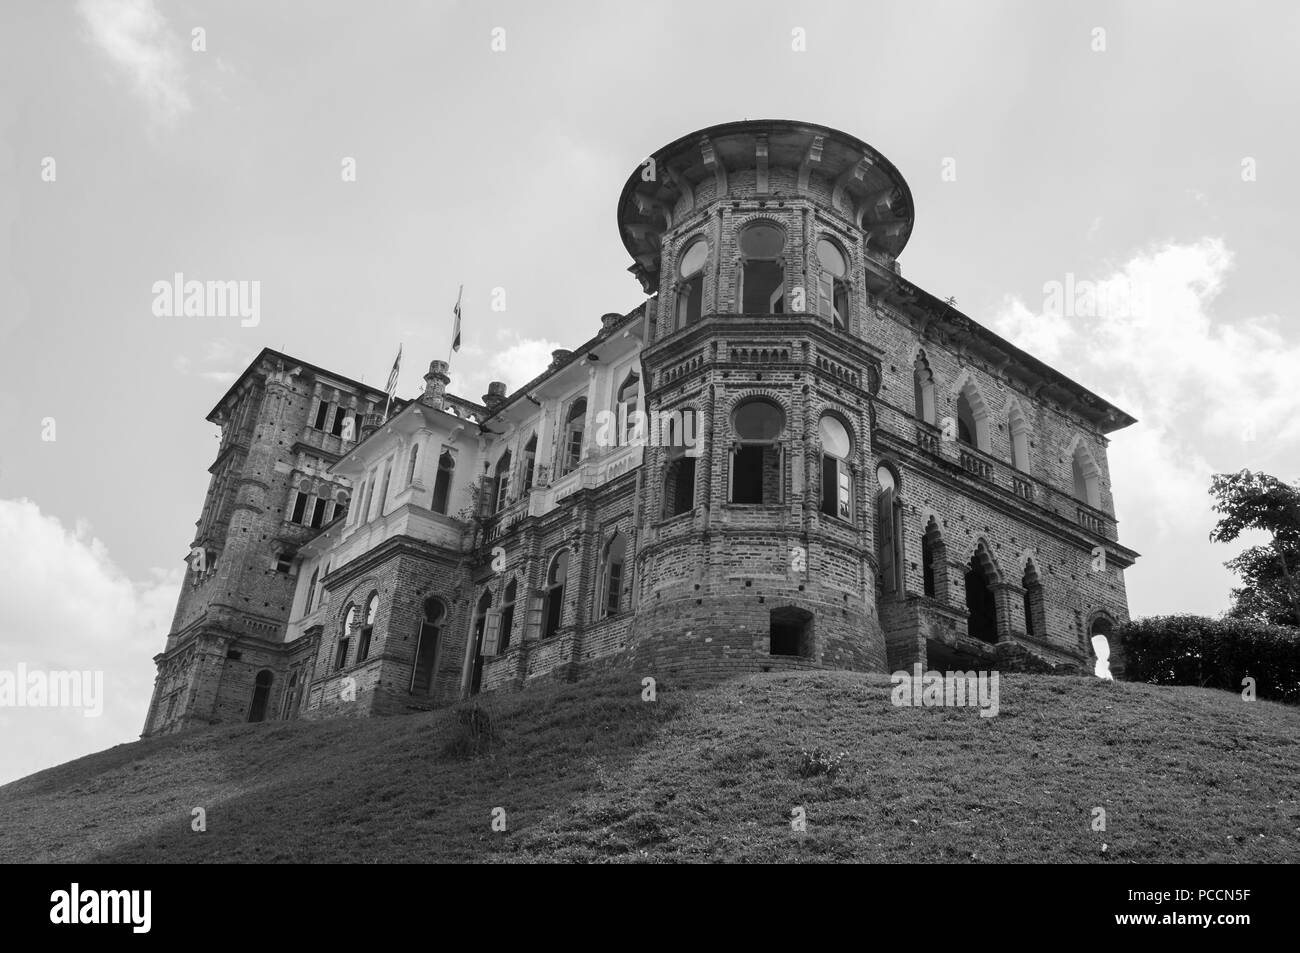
[677,238,708,328]
[913,351,936,425]
[598,531,628,619]
[737,220,786,315]
[816,236,850,329]
[818,413,854,520]
[729,397,786,504]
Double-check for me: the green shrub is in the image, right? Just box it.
[1116,615,1300,704]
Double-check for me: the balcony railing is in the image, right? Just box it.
[1076,507,1104,535]
[1012,475,1035,502]
[916,424,940,455]
[959,449,993,481]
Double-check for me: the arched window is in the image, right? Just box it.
[816,237,849,329]
[492,450,512,513]
[819,415,853,519]
[407,443,420,485]
[730,399,785,504]
[469,591,492,696]
[1009,404,1030,472]
[521,434,537,493]
[356,592,378,663]
[336,605,355,670]
[876,466,904,595]
[921,515,946,599]
[964,544,999,644]
[432,451,454,514]
[913,352,936,425]
[291,478,311,524]
[738,222,785,314]
[377,458,394,517]
[599,532,627,619]
[305,568,319,613]
[562,399,587,474]
[1072,443,1101,508]
[280,671,299,720]
[955,381,990,451]
[1089,616,1115,677]
[543,550,569,638]
[411,597,444,696]
[333,490,349,523]
[677,239,707,327]
[499,580,517,653]
[1022,560,1045,638]
[247,670,273,723]
[616,373,641,446]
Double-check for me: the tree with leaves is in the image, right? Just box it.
[1209,470,1300,627]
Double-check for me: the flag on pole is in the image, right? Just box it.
[383,344,402,417]
[451,285,463,353]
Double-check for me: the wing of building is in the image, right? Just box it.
[143,119,1138,735]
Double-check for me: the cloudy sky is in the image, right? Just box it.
[1,0,1297,784]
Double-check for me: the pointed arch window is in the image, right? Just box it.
[499,579,518,652]
[543,550,569,638]
[521,434,537,493]
[738,222,786,314]
[964,547,999,644]
[616,373,642,446]
[1072,443,1101,508]
[876,466,904,596]
[599,532,628,618]
[406,443,420,486]
[492,450,512,512]
[356,592,378,663]
[336,605,356,670]
[955,382,991,452]
[816,237,850,329]
[562,399,587,473]
[432,451,454,514]
[913,353,936,425]
[677,239,707,327]
[248,670,273,722]
[1022,561,1045,638]
[921,517,947,599]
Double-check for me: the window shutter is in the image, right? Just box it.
[482,611,502,657]
[523,591,545,641]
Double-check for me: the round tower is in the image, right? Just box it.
[620,120,915,680]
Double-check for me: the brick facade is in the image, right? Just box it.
[143,119,1137,736]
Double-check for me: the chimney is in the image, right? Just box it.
[421,360,450,409]
[482,381,507,411]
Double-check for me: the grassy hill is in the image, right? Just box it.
[3,670,1298,863]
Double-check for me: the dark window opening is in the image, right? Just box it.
[522,435,536,493]
[411,598,444,697]
[470,592,491,695]
[334,637,350,671]
[742,260,784,314]
[680,276,703,326]
[543,550,569,639]
[499,580,517,653]
[664,456,696,518]
[432,451,454,514]
[964,557,998,644]
[247,670,273,722]
[331,407,346,437]
[769,606,813,658]
[310,498,328,528]
[922,535,937,597]
[290,493,309,524]
[314,402,330,430]
[732,445,765,503]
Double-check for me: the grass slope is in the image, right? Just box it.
[2,670,1298,863]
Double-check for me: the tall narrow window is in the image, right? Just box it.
[356,592,378,663]
[663,455,696,518]
[305,568,319,613]
[816,238,850,329]
[677,239,707,327]
[377,459,394,517]
[956,382,990,451]
[411,598,444,696]
[521,434,536,493]
[331,406,346,437]
[965,549,999,644]
[290,488,310,524]
[310,497,328,528]
[1072,443,1101,507]
[499,580,517,653]
[543,550,569,638]
[599,532,627,619]
[362,471,376,521]
[332,491,349,524]
[617,373,641,445]
[336,605,356,671]
[818,415,853,520]
[563,399,587,473]
[921,517,946,600]
[730,399,784,504]
[913,352,936,425]
[1009,405,1030,472]
[469,591,492,696]
[1022,561,1044,638]
[432,451,454,514]
[280,671,299,720]
[247,670,273,723]
[407,443,420,485]
[738,222,786,314]
[876,466,904,595]
[493,450,512,512]
[313,401,330,430]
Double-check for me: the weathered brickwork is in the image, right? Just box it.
[143,119,1137,737]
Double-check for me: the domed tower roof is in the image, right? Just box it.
[617,119,914,287]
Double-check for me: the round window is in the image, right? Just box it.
[679,241,708,277]
[817,238,847,278]
[739,223,785,258]
[733,400,785,440]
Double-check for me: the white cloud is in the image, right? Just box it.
[449,332,565,400]
[76,0,192,124]
[988,238,1300,618]
[0,499,179,786]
